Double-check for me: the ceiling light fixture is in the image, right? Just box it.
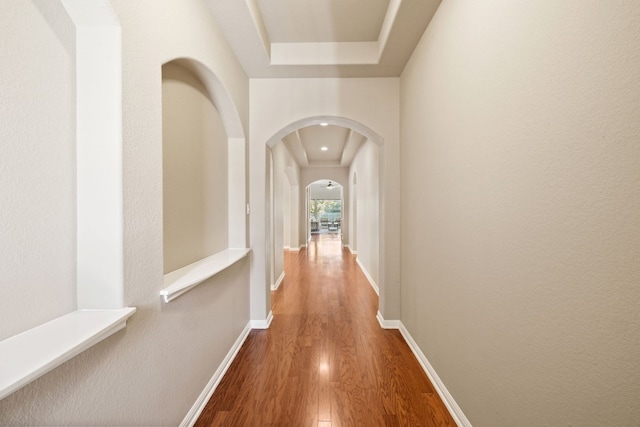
[321,146,328,151]
[320,122,328,126]
[327,181,334,189]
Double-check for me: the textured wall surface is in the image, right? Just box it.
[0,0,76,341]
[349,140,380,287]
[0,0,250,425]
[162,62,229,273]
[400,1,640,425]
[271,143,294,283]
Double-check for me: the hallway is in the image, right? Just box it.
[195,234,455,426]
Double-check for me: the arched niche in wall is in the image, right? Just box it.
[0,0,135,401]
[160,58,248,303]
[162,60,229,272]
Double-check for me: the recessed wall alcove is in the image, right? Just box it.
[0,0,134,401]
[160,59,248,303]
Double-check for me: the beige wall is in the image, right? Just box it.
[400,1,640,425]
[162,62,229,273]
[0,0,76,341]
[349,140,380,288]
[0,0,250,425]
[271,142,300,283]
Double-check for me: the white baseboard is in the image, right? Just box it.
[271,272,285,291]
[376,311,401,329]
[346,245,357,254]
[356,258,378,295]
[180,322,252,427]
[398,322,472,427]
[250,310,273,329]
[289,246,300,252]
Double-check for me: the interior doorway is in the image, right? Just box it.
[259,115,389,326]
[307,180,343,238]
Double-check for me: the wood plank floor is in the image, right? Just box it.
[195,234,456,427]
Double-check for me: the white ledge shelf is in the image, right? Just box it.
[161,248,250,303]
[0,307,136,401]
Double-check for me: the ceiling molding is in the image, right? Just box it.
[308,159,343,168]
[244,0,271,56]
[271,42,379,66]
[207,0,441,77]
[377,0,402,56]
[340,130,366,166]
[257,0,400,66]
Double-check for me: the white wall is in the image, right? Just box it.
[162,62,229,273]
[283,178,292,249]
[0,0,76,341]
[0,0,250,425]
[270,142,300,283]
[349,172,358,253]
[283,153,302,251]
[400,1,640,425]
[349,140,380,288]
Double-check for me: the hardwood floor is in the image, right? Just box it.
[195,234,456,427]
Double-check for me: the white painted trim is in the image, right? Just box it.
[180,322,252,427]
[271,271,285,291]
[289,246,301,252]
[398,323,472,427]
[161,249,250,303]
[283,246,290,251]
[356,258,378,295]
[345,245,357,254]
[250,310,273,329]
[64,0,125,310]
[0,308,136,401]
[376,311,400,330]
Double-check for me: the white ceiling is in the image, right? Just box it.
[205,0,441,169]
[256,0,389,43]
[206,0,442,78]
[281,124,367,168]
[309,180,343,200]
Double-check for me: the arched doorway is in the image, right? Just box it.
[307,179,344,240]
[260,116,385,320]
[248,78,401,326]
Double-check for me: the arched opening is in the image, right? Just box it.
[264,116,383,307]
[160,57,248,302]
[162,60,228,272]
